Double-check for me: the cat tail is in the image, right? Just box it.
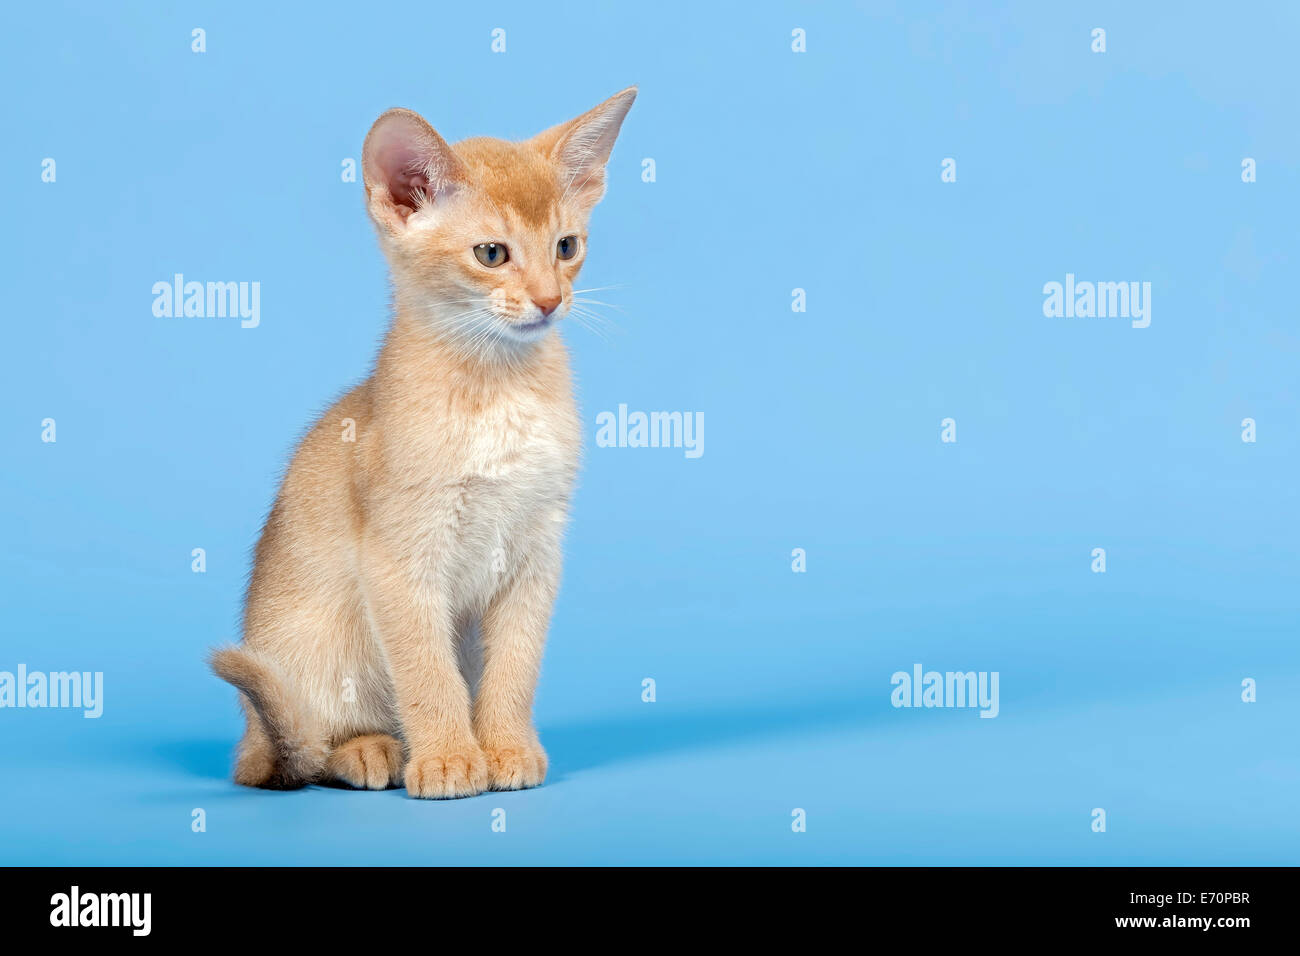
[209,644,329,788]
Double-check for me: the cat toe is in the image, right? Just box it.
[327,734,405,789]
[404,748,488,799]
[483,743,548,791]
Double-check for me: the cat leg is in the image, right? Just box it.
[473,554,558,791]
[326,734,405,789]
[454,616,483,699]
[362,543,487,799]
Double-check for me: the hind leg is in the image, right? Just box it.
[327,734,405,790]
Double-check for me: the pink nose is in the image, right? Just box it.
[533,294,562,317]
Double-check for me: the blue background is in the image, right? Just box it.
[2,1,1297,864]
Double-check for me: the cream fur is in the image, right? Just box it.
[211,88,636,798]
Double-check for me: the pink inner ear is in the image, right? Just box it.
[370,125,433,211]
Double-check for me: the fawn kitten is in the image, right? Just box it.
[210,88,636,798]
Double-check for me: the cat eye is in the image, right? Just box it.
[473,242,509,267]
[556,235,580,260]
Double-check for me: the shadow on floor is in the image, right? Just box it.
[156,737,234,780]
[161,688,878,785]
[542,690,878,780]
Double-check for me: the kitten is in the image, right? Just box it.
[210,88,636,798]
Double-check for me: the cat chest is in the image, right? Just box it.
[393,411,575,545]
[407,454,570,599]
[449,402,575,489]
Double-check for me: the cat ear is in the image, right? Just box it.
[362,108,467,232]
[536,86,637,209]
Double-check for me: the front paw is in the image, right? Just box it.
[481,740,548,791]
[404,746,488,799]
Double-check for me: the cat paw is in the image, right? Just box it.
[482,741,548,791]
[404,747,489,799]
[327,734,405,790]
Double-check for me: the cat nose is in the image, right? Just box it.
[533,294,562,317]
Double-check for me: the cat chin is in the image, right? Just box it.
[495,315,557,345]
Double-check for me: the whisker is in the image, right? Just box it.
[569,285,626,295]
[569,303,623,328]
[566,306,622,344]
[571,297,626,314]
